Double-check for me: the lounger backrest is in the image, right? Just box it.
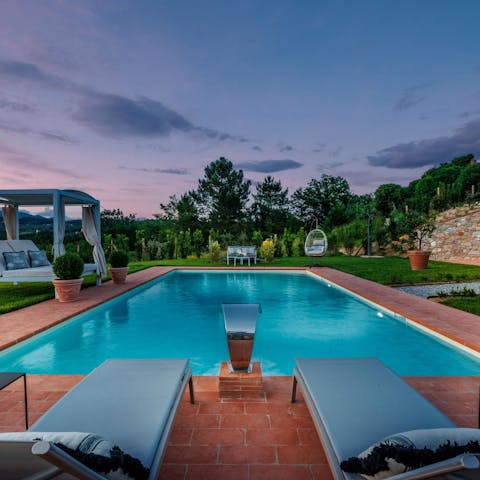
[0,241,14,274]
[29,358,191,479]
[295,358,454,461]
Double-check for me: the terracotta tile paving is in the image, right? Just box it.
[0,266,479,478]
[0,374,478,479]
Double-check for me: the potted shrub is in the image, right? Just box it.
[400,212,436,270]
[52,253,84,302]
[109,250,129,284]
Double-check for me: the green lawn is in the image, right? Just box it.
[1,255,480,315]
[439,297,480,315]
[130,255,480,285]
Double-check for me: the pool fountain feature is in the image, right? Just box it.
[222,303,261,373]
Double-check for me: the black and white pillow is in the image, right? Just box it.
[341,428,480,480]
[3,251,29,270]
[28,249,50,268]
[0,431,150,480]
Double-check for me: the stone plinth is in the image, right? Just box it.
[218,361,264,399]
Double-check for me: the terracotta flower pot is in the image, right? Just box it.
[110,266,129,284]
[52,278,84,302]
[407,250,431,270]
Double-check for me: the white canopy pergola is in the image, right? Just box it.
[0,189,107,278]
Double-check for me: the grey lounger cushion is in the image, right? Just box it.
[28,358,191,475]
[293,358,456,480]
[0,358,192,479]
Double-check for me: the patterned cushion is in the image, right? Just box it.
[0,431,150,480]
[28,249,50,268]
[2,251,29,270]
[341,428,480,480]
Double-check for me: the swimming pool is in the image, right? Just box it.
[0,270,479,375]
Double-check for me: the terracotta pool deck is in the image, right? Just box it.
[0,266,479,479]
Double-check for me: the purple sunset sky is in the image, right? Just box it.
[1,0,480,218]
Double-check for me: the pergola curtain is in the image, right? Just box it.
[2,205,18,240]
[82,206,107,278]
[54,197,66,256]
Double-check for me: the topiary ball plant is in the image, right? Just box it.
[52,253,84,280]
[109,250,129,268]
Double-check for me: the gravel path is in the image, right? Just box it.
[395,282,480,298]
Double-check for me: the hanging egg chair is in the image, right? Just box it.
[304,228,328,257]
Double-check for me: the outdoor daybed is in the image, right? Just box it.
[0,189,107,285]
[0,240,100,284]
[0,358,194,479]
[292,357,480,480]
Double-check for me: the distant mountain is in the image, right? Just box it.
[18,212,52,224]
[0,211,52,224]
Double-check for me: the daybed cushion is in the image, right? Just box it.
[0,242,13,272]
[1,266,53,278]
[0,431,149,480]
[3,251,29,270]
[28,250,50,268]
[341,428,480,480]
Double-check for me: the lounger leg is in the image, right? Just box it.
[189,376,195,404]
[291,376,297,403]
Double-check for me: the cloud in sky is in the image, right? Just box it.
[39,131,76,143]
[317,161,344,170]
[0,59,247,142]
[278,143,293,152]
[0,95,35,113]
[367,117,480,169]
[73,93,194,138]
[0,120,75,143]
[194,126,248,143]
[313,143,327,153]
[392,83,431,113]
[1,145,83,179]
[236,159,303,173]
[252,145,263,152]
[119,165,189,175]
[0,59,70,89]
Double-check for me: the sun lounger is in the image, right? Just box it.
[0,358,194,479]
[0,240,100,284]
[292,358,480,480]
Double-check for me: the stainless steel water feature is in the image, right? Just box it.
[222,303,261,372]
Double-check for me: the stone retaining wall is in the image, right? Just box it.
[426,204,480,260]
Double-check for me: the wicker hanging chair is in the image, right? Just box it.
[304,228,328,257]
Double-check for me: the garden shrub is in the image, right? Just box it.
[52,253,84,280]
[209,240,222,262]
[259,238,275,262]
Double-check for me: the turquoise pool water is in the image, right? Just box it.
[0,270,479,375]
